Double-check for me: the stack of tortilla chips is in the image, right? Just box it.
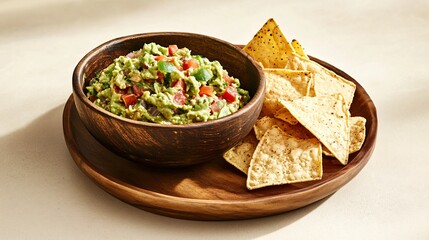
[223,18,367,190]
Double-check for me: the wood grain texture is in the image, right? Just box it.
[63,54,377,221]
[72,33,265,167]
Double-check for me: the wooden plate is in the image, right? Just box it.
[62,56,377,221]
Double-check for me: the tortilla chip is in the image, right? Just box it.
[348,116,366,153]
[323,116,366,156]
[223,132,258,174]
[264,68,312,95]
[280,94,350,165]
[261,69,312,117]
[291,39,309,60]
[285,52,356,109]
[243,18,294,68]
[246,126,323,190]
[254,116,312,140]
[274,108,298,125]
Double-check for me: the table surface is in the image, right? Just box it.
[1,0,428,239]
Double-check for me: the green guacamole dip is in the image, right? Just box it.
[86,43,250,124]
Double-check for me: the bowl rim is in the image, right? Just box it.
[73,32,266,129]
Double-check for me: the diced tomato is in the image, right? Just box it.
[168,45,179,56]
[114,85,128,94]
[157,71,164,81]
[210,101,221,113]
[173,91,186,105]
[182,59,199,70]
[154,55,167,61]
[222,86,237,103]
[199,85,213,96]
[172,79,186,90]
[121,94,137,107]
[132,85,144,97]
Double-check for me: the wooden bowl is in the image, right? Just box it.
[72,32,265,167]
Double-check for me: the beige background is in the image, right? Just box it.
[1,0,428,239]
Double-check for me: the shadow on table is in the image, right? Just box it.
[0,103,330,239]
[0,103,82,191]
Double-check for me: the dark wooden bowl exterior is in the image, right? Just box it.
[64,52,377,220]
[72,33,265,167]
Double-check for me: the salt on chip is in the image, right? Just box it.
[261,69,312,117]
[279,94,350,165]
[254,116,312,140]
[285,52,356,109]
[323,116,366,156]
[243,18,294,68]
[291,39,309,60]
[246,126,323,190]
[223,132,258,174]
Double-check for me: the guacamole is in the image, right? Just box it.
[86,43,250,124]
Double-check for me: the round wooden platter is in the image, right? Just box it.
[62,56,377,221]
